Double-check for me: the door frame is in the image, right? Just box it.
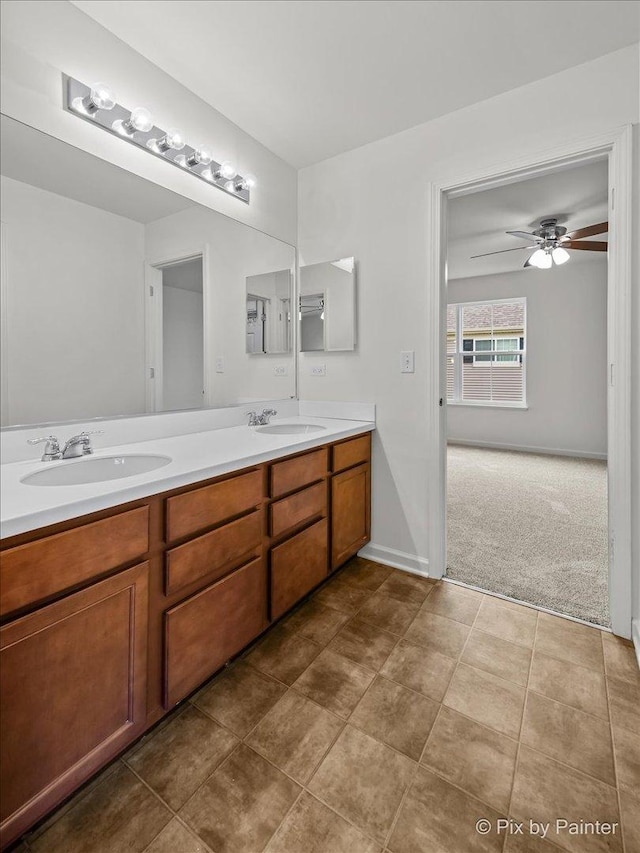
[144,246,210,413]
[425,125,633,638]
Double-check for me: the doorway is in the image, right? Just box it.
[426,126,633,638]
[145,253,205,412]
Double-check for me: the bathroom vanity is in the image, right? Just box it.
[0,423,372,847]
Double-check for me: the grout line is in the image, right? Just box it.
[507,609,539,818]
[602,632,627,853]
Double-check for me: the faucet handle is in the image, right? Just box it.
[27,435,62,461]
[27,435,60,447]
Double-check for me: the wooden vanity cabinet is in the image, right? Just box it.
[0,431,372,849]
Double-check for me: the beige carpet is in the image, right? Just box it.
[446,445,609,626]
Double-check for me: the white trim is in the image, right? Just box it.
[0,223,9,427]
[358,543,430,577]
[443,578,613,632]
[447,438,607,460]
[427,125,633,638]
[632,619,640,669]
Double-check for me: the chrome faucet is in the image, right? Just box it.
[247,408,278,426]
[27,430,104,461]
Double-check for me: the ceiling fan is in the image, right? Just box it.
[471,217,608,269]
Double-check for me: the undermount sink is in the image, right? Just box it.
[21,454,172,487]
[256,423,327,435]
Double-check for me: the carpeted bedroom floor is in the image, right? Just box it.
[446,444,609,627]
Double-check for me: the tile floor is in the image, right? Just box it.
[20,558,640,853]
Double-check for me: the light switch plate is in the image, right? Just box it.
[311,364,327,376]
[274,365,288,376]
[215,357,225,373]
[401,351,415,373]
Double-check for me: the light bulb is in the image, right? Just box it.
[201,168,214,181]
[216,161,236,180]
[235,173,257,192]
[529,249,547,268]
[113,106,153,136]
[147,127,185,153]
[538,251,553,269]
[224,180,237,192]
[552,246,570,265]
[72,81,116,114]
[187,144,213,167]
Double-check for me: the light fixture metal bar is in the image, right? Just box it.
[63,76,251,204]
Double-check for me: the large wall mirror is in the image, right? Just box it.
[299,257,356,352]
[0,115,296,428]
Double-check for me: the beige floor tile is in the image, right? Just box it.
[246,690,343,783]
[350,676,439,760]
[510,746,621,853]
[504,835,568,853]
[462,629,532,687]
[607,675,640,735]
[246,625,322,684]
[602,635,640,685]
[264,792,381,853]
[388,766,504,853]
[521,692,615,785]
[283,599,351,645]
[337,558,393,592]
[126,705,238,810]
[308,725,415,843]
[179,745,301,853]
[292,648,375,718]
[421,583,483,626]
[328,618,397,671]
[475,598,538,649]
[191,661,286,737]
[377,570,434,606]
[30,764,172,853]
[529,652,608,720]
[612,723,640,799]
[619,790,640,853]
[535,613,604,672]
[312,578,373,614]
[404,609,470,659]
[422,706,517,813]
[444,663,526,738]
[381,638,456,702]
[143,819,209,853]
[357,592,420,636]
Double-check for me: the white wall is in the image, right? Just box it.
[0,176,145,426]
[0,0,297,245]
[145,206,296,407]
[298,46,639,603]
[446,260,608,458]
[162,285,204,412]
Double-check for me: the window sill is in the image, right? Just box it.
[447,401,529,410]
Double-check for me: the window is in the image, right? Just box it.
[447,299,526,405]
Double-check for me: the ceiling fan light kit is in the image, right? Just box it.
[471,217,608,270]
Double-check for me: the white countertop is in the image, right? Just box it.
[0,417,375,539]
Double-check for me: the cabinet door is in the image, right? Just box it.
[164,557,267,708]
[331,464,371,570]
[270,518,328,620]
[0,563,148,848]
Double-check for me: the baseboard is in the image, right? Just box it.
[358,543,430,577]
[447,438,607,461]
[632,619,640,669]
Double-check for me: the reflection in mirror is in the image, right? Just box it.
[245,269,292,354]
[0,116,296,428]
[299,257,356,352]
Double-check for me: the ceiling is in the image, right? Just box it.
[0,115,194,223]
[71,1,640,168]
[447,158,609,279]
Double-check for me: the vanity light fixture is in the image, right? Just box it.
[64,75,254,204]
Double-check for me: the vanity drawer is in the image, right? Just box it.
[332,433,371,474]
[165,510,262,596]
[270,481,327,539]
[269,447,328,498]
[166,469,263,542]
[270,518,328,620]
[0,507,149,617]
[164,556,267,707]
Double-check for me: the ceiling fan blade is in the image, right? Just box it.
[523,257,533,268]
[470,246,534,259]
[506,230,540,241]
[563,240,608,252]
[566,221,608,240]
